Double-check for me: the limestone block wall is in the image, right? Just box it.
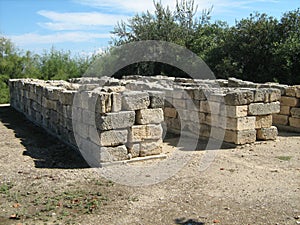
[227,78,300,132]
[9,79,165,165]
[73,76,281,145]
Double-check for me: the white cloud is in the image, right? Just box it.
[37,10,129,31]
[9,32,111,45]
[73,0,279,14]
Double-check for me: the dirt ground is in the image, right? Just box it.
[0,105,299,225]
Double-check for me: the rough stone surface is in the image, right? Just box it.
[96,111,135,130]
[148,91,165,108]
[289,117,300,128]
[140,139,163,157]
[248,102,280,115]
[122,91,150,110]
[273,114,289,125]
[164,107,177,118]
[290,108,300,118]
[224,129,257,145]
[129,124,163,142]
[280,96,299,107]
[100,145,129,162]
[280,105,291,115]
[221,116,256,131]
[224,90,254,105]
[255,115,273,129]
[257,126,278,140]
[220,105,248,118]
[99,129,128,147]
[136,108,164,125]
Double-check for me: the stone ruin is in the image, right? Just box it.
[8,76,300,165]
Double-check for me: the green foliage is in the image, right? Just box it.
[0,37,94,103]
[111,1,300,85]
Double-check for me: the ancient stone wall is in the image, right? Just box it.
[227,78,300,132]
[8,76,299,163]
[8,79,165,165]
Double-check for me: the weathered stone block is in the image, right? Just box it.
[97,111,135,130]
[100,145,128,162]
[164,107,177,118]
[148,91,165,108]
[111,93,122,112]
[220,105,248,118]
[255,115,272,129]
[98,129,128,147]
[218,116,256,130]
[193,89,207,100]
[280,105,291,115]
[93,92,112,114]
[140,139,162,157]
[129,124,163,142]
[186,100,200,110]
[286,86,297,97]
[289,117,300,128]
[257,126,278,140]
[122,91,150,110]
[224,129,256,145]
[224,90,254,105]
[280,96,299,107]
[42,97,57,110]
[248,102,280,115]
[127,143,140,158]
[273,114,289,125]
[200,101,220,114]
[136,108,164,125]
[173,99,186,109]
[60,90,75,105]
[291,108,300,118]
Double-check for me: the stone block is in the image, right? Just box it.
[44,87,64,101]
[111,93,122,112]
[100,145,128,162]
[280,96,299,107]
[98,129,128,147]
[96,111,135,130]
[220,105,248,118]
[248,102,280,115]
[289,117,300,128]
[186,100,200,110]
[255,115,273,129]
[173,99,186,109]
[224,129,256,145]
[291,108,300,118]
[193,89,207,100]
[273,114,289,125]
[122,91,150,110]
[140,139,163,157]
[219,116,256,131]
[42,97,57,110]
[129,124,163,142]
[164,107,177,118]
[200,101,220,114]
[286,86,297,97]
[136,108,164,125]
[60,90,75,105]
[257,126,278,140]
[224,90,254,105]
[127,143,140,158]
[92,92,112,114]
[148,91,165,108]
[280,105,291,115]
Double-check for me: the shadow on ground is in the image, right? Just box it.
[0,105,89,169]
[174,218,205,225]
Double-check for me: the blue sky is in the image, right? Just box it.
[0,0,299,56]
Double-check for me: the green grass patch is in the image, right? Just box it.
[276,156,292,161]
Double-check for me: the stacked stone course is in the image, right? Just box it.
[227,77,300,131]
[9,79,165,165]
[8,75,299,163]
